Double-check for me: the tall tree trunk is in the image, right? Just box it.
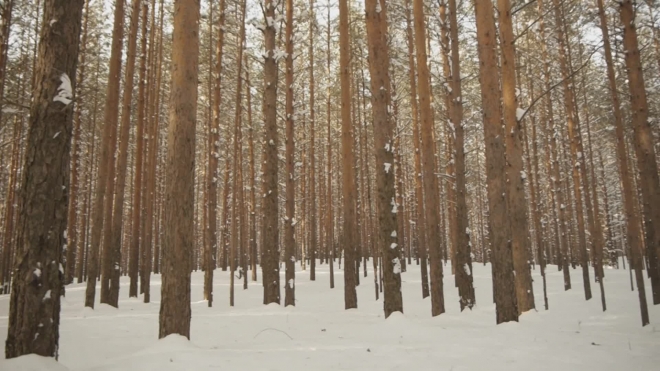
[205,0,226,306]
[78,56,101,284]
[446,0,475,310]
[339,0,357,309]
[284,0,296,307]
[551,0,592,301]
[105,0,141,307]
[497,0,535,313]
[261,0,281,305]
[86,0,125,308]
[231,0,248,302]
[65,0,89,285]
[473,0,518,324]
[308,0,317,281]
[141,0,161,303]
[537,0,570,287]
[579,43,607,311]
[129,0,149,298]
[620,0,660,308]
[524,63,548,310]
[5,0,84,358]
[246,55,258,282]
[364,0,402,317]
[326,0,334,286]
[412,0,444,316]
[159,0,199,339]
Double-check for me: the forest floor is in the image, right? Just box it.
[1,259,659,370]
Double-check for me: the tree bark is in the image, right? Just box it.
[412,0,444,316]
[86,0,124,308]
[205,0,226,306]
[339,0,358,309]
[551,0,592,301]
[65,0,89,285]
[364,0,402,317]
[284,0,296,307]
[5,0,84,358]
[473,0,518,324]
[497,0,535,313]
[106,0,142,306]
[158,0,199,339]
[261,0,281,305]
[619,0,660,308]
[308,0,317,282]
[447,0,475,310]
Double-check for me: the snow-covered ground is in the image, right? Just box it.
[1,260,659,370]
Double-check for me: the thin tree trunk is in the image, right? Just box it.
[105,0,141,306]
[86,0,125,308]
[551,0,592,301]
[284,0,296,307]
[65,0,89,285]
[412,0,444,316]
[446,0,475,310]
[338,0,357,310]
[308,0,317,281]
[246,56,258,282]
[538,0,570,287]
[205,0,226,306]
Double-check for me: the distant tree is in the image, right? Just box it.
[412,0,444,316]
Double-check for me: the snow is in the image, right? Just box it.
[53,73,73,106]
[1,354,69,371]
[383,162,392,174]
[1,261,658,370]
[516,107,526,121]
[392,258,401,275]
[2,107,20,114]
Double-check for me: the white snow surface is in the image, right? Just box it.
[1,261,658,370]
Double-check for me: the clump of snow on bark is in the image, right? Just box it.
[53,73,73,106]
[392,258,401,274]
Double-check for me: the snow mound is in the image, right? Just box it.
[0,354,70,371]
[143,334,197,354]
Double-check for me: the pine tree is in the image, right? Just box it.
[159,0,200,339]
[473,0,518,323]
[5,0,84,358]
[412,0,444,316]
[364,0,402,317]
[339,0,358,311]
[261,0,281,305]
[284,0,296,307]
[619,0,660,309]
